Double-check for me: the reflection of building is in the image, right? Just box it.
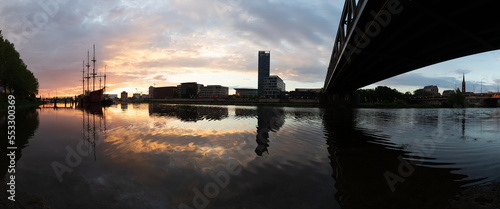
[262,75,285,98]
[423,85,439,96]
[178,82,203,98]
[121,91,128,100]
[148,104,228,121]
[255,107,285,156]
[199,85,228,98]
[150,86,178,99]
[235,88,258,97]
[258,51,270,96]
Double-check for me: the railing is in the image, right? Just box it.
[324,0,368,90]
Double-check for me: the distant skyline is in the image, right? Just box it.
[1,0,499,97]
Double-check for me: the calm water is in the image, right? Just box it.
[2,104,500,208]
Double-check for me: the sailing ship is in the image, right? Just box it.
[78,44,112,106]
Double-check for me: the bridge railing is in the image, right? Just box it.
[325,0,368,90]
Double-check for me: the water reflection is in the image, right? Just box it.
[5,104,500,208]
[80,105,107,161]
[0,107,39,178]
[322,108,474,208]
[255,107,285,156]
[149,104,228,121]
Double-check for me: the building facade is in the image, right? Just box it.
[290,88,321,99]
[262,75,285,98]
[199,85,228,98]
[121,91,128,100]
[234,88,258,97]
[423,85,439,95]
[178,82,203,98]
[150,86,178,99]
[258,51,270,96]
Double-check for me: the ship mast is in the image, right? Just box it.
[86,50,90,95]
[104,65,107,93]
[92,44,97,91]
[82,60,85,96]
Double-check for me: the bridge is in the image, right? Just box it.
[323,0,500,104]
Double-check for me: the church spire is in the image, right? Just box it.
[462,73,466,93]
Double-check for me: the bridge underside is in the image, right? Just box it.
[325,0,500,93]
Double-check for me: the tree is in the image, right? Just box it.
[413,89,434,97]
[442,88,465,108]
[0,31,39,99]
[356,86,403,103]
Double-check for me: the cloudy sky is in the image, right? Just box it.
[1,0,499,97]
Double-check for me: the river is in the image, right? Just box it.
[2,104,500,208]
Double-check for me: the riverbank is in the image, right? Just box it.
[121,99,321,108]
[449,179,500,209]
[0,101,43,112]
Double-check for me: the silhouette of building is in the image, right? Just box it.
[462,73,466,93]
[177,82,203,98]
[423,85,439,96]
[121,91,128,100]
[290,88,321,99]
[258,51,270,96]
[199,85,228,98]
[262,75,285,98]
[132,93,141,99]
[234,88,258,96]
[150,86,178,99]
[442,90,454,96]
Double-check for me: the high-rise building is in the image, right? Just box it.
[258,51,270,96]
[462,73,466,93]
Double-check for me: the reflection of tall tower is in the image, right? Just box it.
[255,107,285,156]
[462,73,466,93]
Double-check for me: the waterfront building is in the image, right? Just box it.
[290,88,321,99]
[132,93,141,99]
[423,85,439,96]
[150,86,178,99]
[442,90,454,96]
[121,91,128,100]
[178,82,203,98]
[262,75,285,98]
[234,88,258,97]
[199,85,229,98]
[258,51,270,96]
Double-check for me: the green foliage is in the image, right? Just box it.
[413,89,434,97]
[441,88,465,108]
[356,86,403,103]
[0,31,39,99]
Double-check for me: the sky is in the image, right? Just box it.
[1,0,499,97]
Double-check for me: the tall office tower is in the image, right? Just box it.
[258,51,270,96]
